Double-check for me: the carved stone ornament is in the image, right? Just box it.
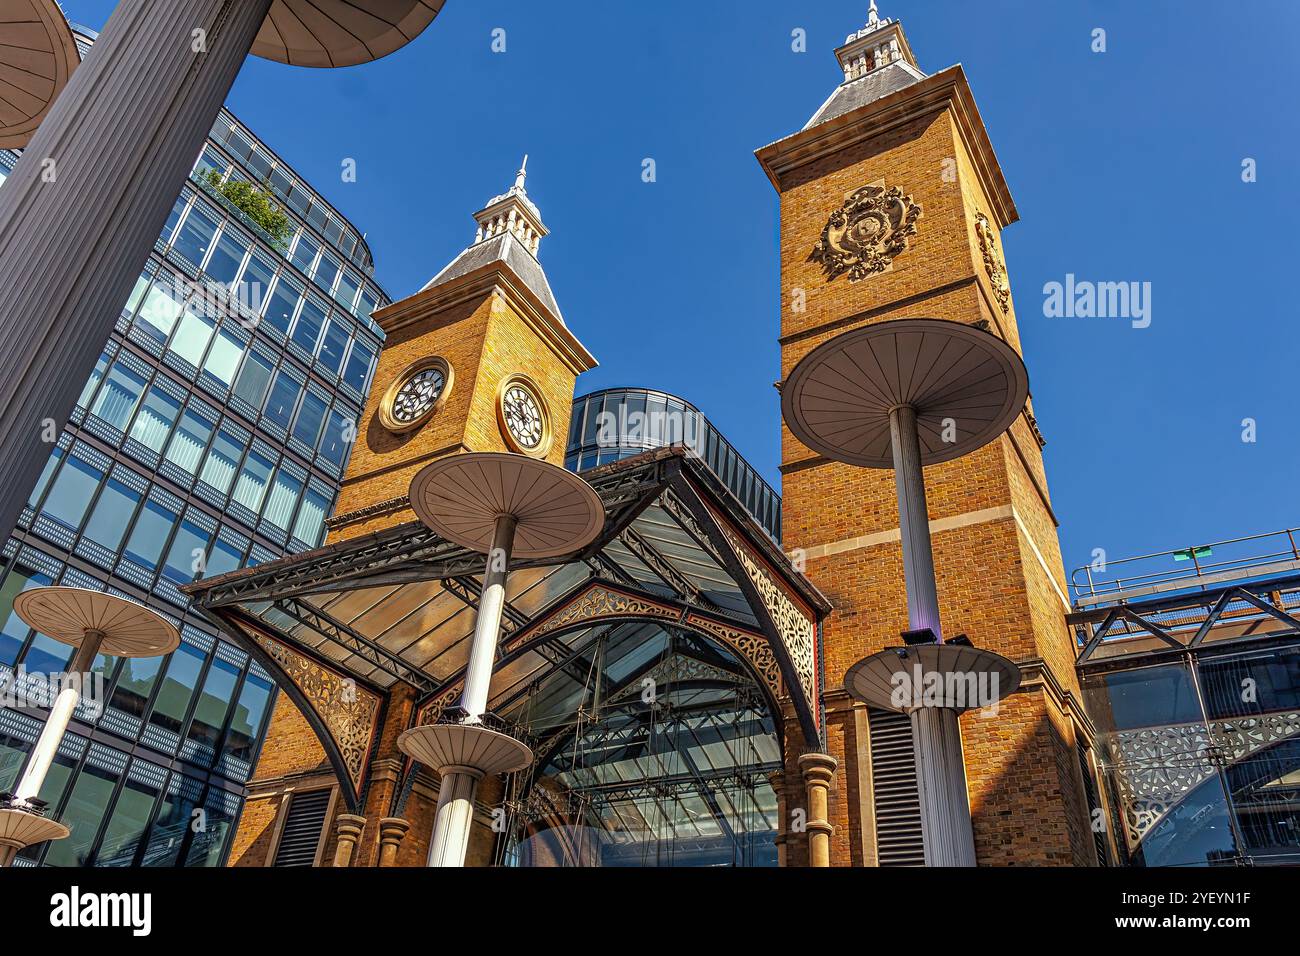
[809,183,921,282]
[975,212,1011,313]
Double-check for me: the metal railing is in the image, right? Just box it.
[1071,527,1300,608]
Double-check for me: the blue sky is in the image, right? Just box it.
[65,1,1300,579]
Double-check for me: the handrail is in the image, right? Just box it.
[1071,526,1300,607]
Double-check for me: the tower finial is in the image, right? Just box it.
[514,154,528,193]
[868,1,880,27]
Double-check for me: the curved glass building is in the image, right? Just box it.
[0,25,387,866]
[566,388,782,541]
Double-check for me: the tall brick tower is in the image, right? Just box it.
[226,162,597,866]
[757,7,1097,866]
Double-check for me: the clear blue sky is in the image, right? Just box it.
[65,1,1300,577]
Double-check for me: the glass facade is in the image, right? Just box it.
[0,29,389,867]
[567,388,782,541]
[1082,640,1300,867]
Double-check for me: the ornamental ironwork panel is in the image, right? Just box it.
[713,522,817,718]
[1105,710,1300,847]
[247,630,381,793]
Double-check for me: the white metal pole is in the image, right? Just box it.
[458,515,517,721]
[426,515,517,867]
[425,766,484,868]
[888,406,978,867]
[12,630,104,805]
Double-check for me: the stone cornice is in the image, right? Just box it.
[755,64,1018,229]
[373,262,597,376]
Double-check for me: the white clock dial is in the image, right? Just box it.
[391,367,446,425]
[502,384,544,449]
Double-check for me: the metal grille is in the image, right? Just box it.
[272,790,331,867]
[1076,741,1110,866]
[868,708,925,866]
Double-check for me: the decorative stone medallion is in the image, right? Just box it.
[809,182,922,282]
[976,212,1011,313]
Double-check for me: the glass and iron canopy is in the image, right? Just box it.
[184,448,829,839]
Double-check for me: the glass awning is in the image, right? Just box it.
[184,448,829,807]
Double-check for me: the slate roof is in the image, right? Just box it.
[804,60,928,130]
[420,230,565,324]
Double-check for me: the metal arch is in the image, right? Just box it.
[416,597,788,738]
[665,470,822,747]
[206,609,380,812]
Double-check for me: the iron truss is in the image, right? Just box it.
[1069,573,1300,666]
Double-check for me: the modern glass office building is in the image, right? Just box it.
[566,388,782,541]
[0,26,388,867]
[1070,529,1300,867]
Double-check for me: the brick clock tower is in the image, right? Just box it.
[757,7,1098,866]
[227,161,596,867]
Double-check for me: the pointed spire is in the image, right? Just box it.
[471,158,548,256]
[867,1,881,28]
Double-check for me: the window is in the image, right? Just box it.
[141,777,199,867]
[293,488,329,546]
[223,670,272,764]
[263,275,302,336]
[314,252,339,292]
[194,146,226,180]
[263,467,302,530]
[77,353,109,409]
[318,320,348,374]
[95,771,163,867]
[169,305,215,367]
[202,538,243,579]
[204,230,247,287]
[162,516,210,585]
[342,340,373,392]
[198,428,243,494]
[163,407,213,475]
[238,253,275,317]
[129,386,182,452]
[123,499,178,570]
[291,232,319,275]
[232,351,273,406]
[172,204,218,267]
[290,298,325,355]
[334,271,360,313]
[91,361,148,430]
[136,277,185,345]
[319,410,354,469]
[44,758,120,866]
[292,391,327,448]
[148,643,205,736]
[40,455,102,533]
[27,446,61,508]
[0,565,53,666]
[186,657,239,758]
[231,449,274,512]
[357,290,378,321]
[123,269,151,320]
[106,655,164,724]
[161,196,187,244]
[82,477,142,551]
[263,370,300,429]
[203,327,244,386]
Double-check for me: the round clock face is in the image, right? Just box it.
[502,383,545,450]
[391,366,446,425]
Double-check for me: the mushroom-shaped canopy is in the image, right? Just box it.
[252,0,445,68]
[0,0,80,149]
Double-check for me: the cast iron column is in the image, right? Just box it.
[0,0,272,541]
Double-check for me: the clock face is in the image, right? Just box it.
[502,383,545,450]
[391,366,446,425]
